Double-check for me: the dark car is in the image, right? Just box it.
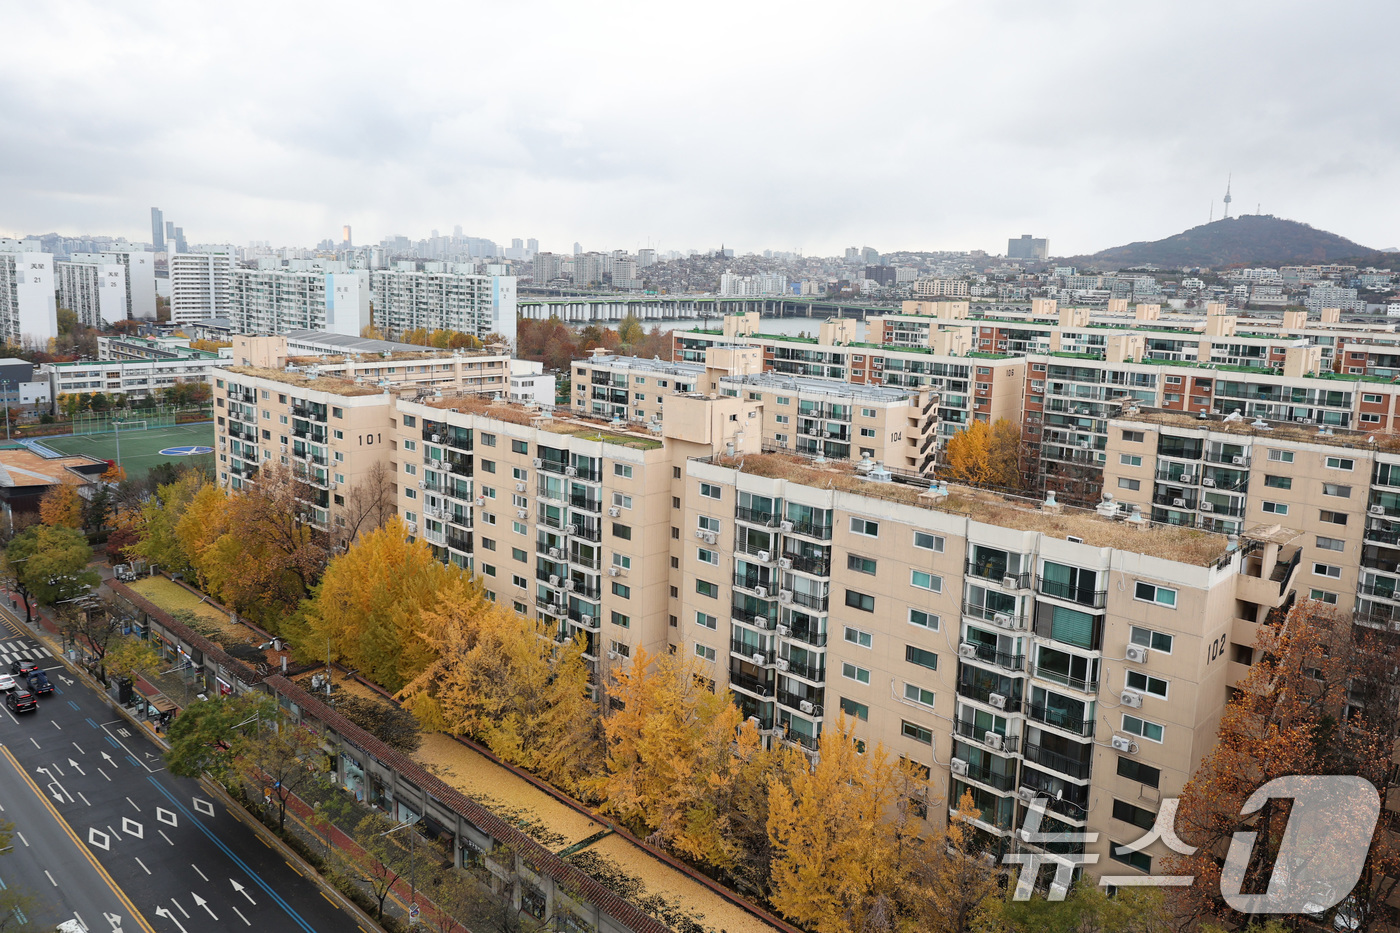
[25,671,52,696]
[7,688,37,713]
[9,659,38,678]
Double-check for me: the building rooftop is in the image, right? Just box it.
[227,366,387,397]
[417,393,665,448]
[0,448,106,488]
[717,371,920,402]
[712,452,1231,566]
[283,329,444,356]
[1111,406,1400,453]
[578,355,704,377]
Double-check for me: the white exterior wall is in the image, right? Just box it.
[169,252,234,324]
[325,270,371,337]
[0,252,58,346]
[57,260,127,326]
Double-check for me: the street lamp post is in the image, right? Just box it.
[377,815,422,926]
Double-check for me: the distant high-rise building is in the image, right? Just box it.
[864,265,897,287]
[230,262,369,336]
[71,247,155,319]
[861,246,881,265]
[533,252,563,284]
[0,245,58,345]
[342,225,353,247]
[172,226,188,254]
[844,247,860,261]
[637,248,656,269]
[150,207,165,251]
[573,242,582,256]
[371,265,517,345]
[511,238,523,250]
[57,259,126,326]
[453,225,463,238]
[169,251,234,324]
[527,238,538,254]
[1007,234,1049,261]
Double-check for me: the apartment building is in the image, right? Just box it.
[56,258,126,326]
[229,263,370,336]
[169,251,235,324]
[571,350,939,473]
[70,246,156,319]
[1101,405,1400,624]
[229,334,512,396]
[0,248,58,345]
[48,357,220,405]
[369,264,517,345]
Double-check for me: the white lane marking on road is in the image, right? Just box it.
[134,857,150,875]
[171,897,189,919]
[159,829,174,846]
[43,870,56,886]
[126,796,140,812]
[231,905,250,926]
[15,832,26,847]
[77,792,90,807]
[97,767,111,782]
[50,720,61,730]
[27,738,38,750]
[191,864,208,882]
[71,742,84,755]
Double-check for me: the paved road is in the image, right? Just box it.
[0,614,368,933]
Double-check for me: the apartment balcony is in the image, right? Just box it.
[784,554,831,576]
[956,680,1022,713]
[445,454,473,477]
[569,551,602,571]
[965,562,1031,590]
[1035,577,1108,609]
[962,762,1017,793]
[782,730,821,752]
[733,572,778,595]
[1152,491,1199,511]
[1025,702,1095,738]
[728,668,775,699]
[780,624,828,648]
[1365,523,1400,547]
[785,518,833,541]
[961,601,1028,630]
[776,689,824,717]
[787,589,829,611]
[1022,742,1093,781]
[568,521,602,543]
[953,718,1020,754]
[569,494,602,513]
[446,532,471,552]
[732,605,777,629]
[1204,450,1250,467]
[733,642,777,668]
[736,506,781,527]
[1030,663,1099,694]
[961,642,1026,672]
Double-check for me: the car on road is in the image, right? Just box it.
[26,671,52,695]
[0,673,15,692]
[6,688,37,713]
[9,659,38,678]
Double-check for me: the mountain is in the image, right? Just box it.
[1076,215,1376,270]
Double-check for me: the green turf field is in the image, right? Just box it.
[39,421,216,479]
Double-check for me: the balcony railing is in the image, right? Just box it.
[779,656,824,681]
[963,642,1026,672]
[961,601,1027,629]
[963,763,1016,792]
[788,590,829,611]
[446,533,471,552]
[782,626,828,648]
[568,522,601,543]
[569,494,601,513]
[965,562,1031,590]
[776,690,824,716]
[952,718,1020,753]
[785,518,832,540]
[732,639,775,664]
[1031,664,1099,693]
[1025,702,1095,737]
[1365,523,1400,546]
[733,572,776,593]
[732,605,776,628]
[1152,492,1198,510]
[1204,450,1250,467]
[956,680,1022,713]
[735,506,781,527]
[785,554,831,576]
[782,730,821,751]
[1036,577,1108,609]
[569,551,601,571]
[1022,742,1092,780]
[728,669,775,698]
[1359,581,1400,600]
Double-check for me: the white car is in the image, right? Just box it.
[0,673,15,692]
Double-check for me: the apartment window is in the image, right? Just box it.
[402,415,416,428]
[510,440,528,454]
[1316,536,1346,552]
[1320,510,1348,525]
[1313,563,1342,579]
[1311,588,1339,605]
[482,564,496,577]
[332,429,343,440]
[1325,456,1354,471]
[905,645,938,671]
[331,407,343,418]
[1113,799,1158,832]
[512,547,527,562]
[908,608,939,631]
[480,433,496,447]
[404,463,418,476]
[609,642,631,658]
[913,532,944,552]
[859,427,876,438]
[776,396,790,406]
[845,590,875,612]
[847,555,877,575]
[850,517,879,537]
[1116,757,1160,788]
[512,574,527,589]
[697,548,718,565]
[901,721,934,745]
[1125,671,1169,698]
[673,466,682,479]
[1267,449,1293,463]
[1362,413,1382,424]
[699,482,722,500]
[614,463,633,478]
[612,493,632,510]
[1119,454,1142,467]
[1118,478,1141,492]
[1122,715,1164,743]
[1264,475,1292,489]
[1364,394,1384,404]
[612,582,631,598]
[1122,430,1144,442]
[1129,626,1173,654]
[1133,582,1176,607]
[775,414,789,425]
[840,698,869,721]
[613,553,631,569]
[698,515,720,533]
[903,683,936,707]
[1109,844,1152,873]
[696,580,718,598]
[841,662,871,685]
[481,538,496,551]
[1261,501,1288,515]
[910,570,942,592]
[672,496,681,509]
[1322,483,1352,498]
[610,611,630,629]
[612,523,632,540]
[512,521,527,535]
[695,611,717,630]
[843,626,873,649]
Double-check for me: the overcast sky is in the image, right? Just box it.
[1,0,1395,257]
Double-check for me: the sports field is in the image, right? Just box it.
[39,421,217,479]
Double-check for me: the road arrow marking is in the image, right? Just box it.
[100,751,116,767]
[58,674,72,686]
[154,907,187,933]
[191,894,217,921]
[103,910,123,931]
[68,758,84,776]
[230,879,256,905]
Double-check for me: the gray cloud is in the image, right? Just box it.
[0,0,1395,255]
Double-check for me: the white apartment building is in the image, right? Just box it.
[370,266,517,346]
[71,246,156,320]
[230,263,370,336]
[169,251,235,324]
[0,249,58,345]
[56,259,127,326]
[47,357,222,405]
[719,272,788,297]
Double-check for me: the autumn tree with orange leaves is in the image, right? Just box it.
[38,484,84,529]
[1168,600,1400,933]
[944,419,1021,489]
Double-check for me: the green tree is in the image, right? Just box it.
[236,716,326,832]
[617,313,644,347]
[5,525,99,620]
[165,694,274,780]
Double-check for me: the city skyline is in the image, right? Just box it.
[1,2,1397,257]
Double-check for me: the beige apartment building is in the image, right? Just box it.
[230,335,513,396]
[215,354,1319,890]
